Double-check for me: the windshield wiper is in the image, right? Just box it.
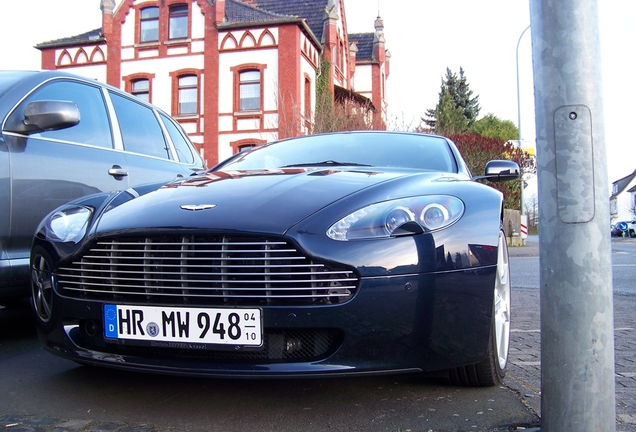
[281,160,372,168]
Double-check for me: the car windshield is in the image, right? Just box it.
[216,132,458,173]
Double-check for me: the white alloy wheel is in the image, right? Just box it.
[493,230,511,370]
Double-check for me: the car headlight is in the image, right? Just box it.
[46,206,93,243]
[327,196,464,241]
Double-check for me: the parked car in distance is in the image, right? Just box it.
[31,131,520,386]
[612,221,636,237]
[0,70,205,302]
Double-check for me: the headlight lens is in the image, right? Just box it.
[327,196,464,241]
[421,203,450,230]
[47,206,93,243]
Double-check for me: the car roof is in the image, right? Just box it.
[0,69,170,118]
[0,71,39,97]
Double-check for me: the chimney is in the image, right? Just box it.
[100,0,115,40]
[348,41,358,81]
[215,0,226,26]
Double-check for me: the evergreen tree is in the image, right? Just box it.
[434,88,468,136]
[424,67,480,132]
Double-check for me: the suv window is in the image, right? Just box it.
[14,80,113,148]
[159,113,195,164]
[109,91,170,160]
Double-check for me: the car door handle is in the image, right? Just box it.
[108,165,128,178]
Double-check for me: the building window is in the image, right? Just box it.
[140,7,159,43]
[304,77,311,119]
[230,138,266,154]
[238,144,257,152]
[169,4,188,40]
[178,75,198,115]
[239,71,260,111]
[131,79,150,102]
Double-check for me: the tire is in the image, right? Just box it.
[448,229,510,386]
[31,247,55,323]
[630,229,636,238]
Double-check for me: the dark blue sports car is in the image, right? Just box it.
[31,131,519,386]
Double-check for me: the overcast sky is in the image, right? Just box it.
[1,0,634,183]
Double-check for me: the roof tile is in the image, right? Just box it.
[36,28,103,49]
[348,33,374,61]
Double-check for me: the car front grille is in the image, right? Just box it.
[56,235,358,306]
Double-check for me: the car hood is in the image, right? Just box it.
[96,168,430,236]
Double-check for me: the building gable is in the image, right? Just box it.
[33,0,389,165]
[611,170,636,199]
[610,169,636,221]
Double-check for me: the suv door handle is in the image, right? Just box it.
[108,165,128,178]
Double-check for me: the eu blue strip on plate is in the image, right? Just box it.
[104,304,118,338]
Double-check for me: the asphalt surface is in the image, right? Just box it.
[1,235,634,431]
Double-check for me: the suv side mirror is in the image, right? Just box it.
[472,160,520,183]
[4,100,80,135]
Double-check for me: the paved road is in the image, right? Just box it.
[1,236,633,431]
[0,303,540,432]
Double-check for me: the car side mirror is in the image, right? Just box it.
[4,100,80,135]
[472,160,520,183]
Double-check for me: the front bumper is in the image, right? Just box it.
[38,267,496,377]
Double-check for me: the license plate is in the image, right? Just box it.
[103,304,262,346]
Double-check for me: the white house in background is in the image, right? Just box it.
[610,170,636,223]
[35,0,390,167]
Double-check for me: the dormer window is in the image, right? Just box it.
[169,4,189,40]
[140,7,159,43]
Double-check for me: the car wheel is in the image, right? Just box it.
[630,230,636,238]
[448,229,510,386]
[31,248,54,323]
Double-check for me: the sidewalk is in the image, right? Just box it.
[506,238,636,431]
[508,236,539,257]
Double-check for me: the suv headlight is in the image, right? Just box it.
[46,206,93,243]
[327,196,464,241]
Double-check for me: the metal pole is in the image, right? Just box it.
[516,25,530,147]
[516,24,530,239]
[530,0,616,430]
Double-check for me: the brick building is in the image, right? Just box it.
[36,0,390,166]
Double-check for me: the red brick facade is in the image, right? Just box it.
[36,0,390,166]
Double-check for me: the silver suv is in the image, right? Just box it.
[0,70,205,301]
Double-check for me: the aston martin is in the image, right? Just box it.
[31,131,519,386]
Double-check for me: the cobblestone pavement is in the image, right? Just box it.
[505,287,636,432]
[504,237,636,432]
